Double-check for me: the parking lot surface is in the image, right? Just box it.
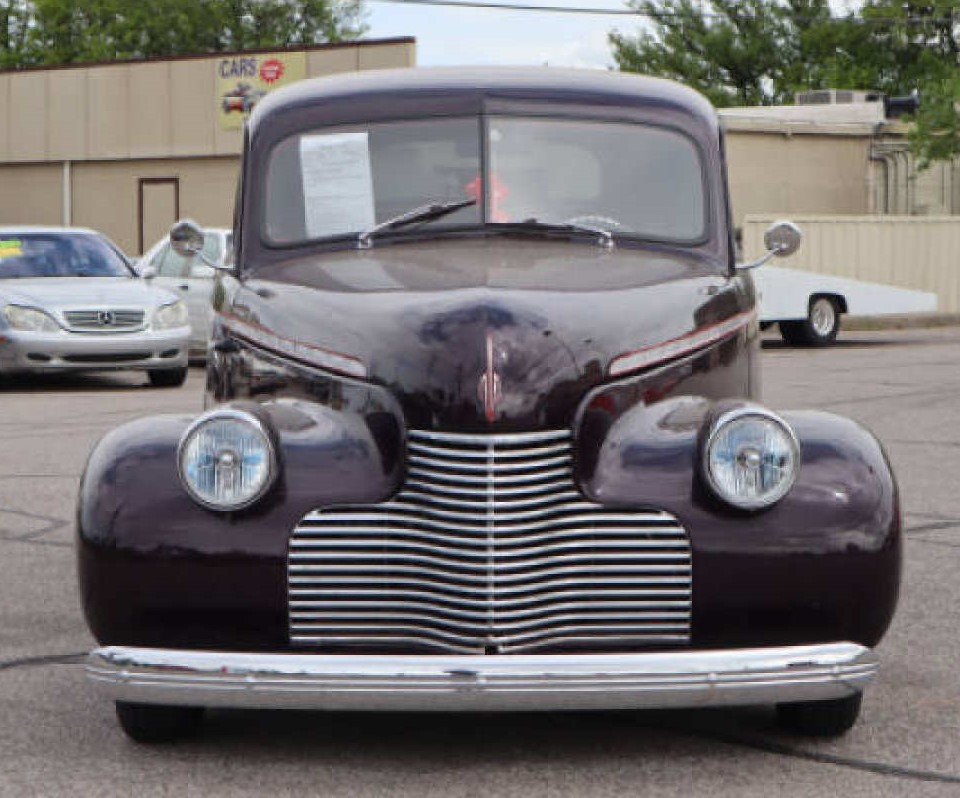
[2,328,960,797]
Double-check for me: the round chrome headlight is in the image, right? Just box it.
[703,406,800,511]
[178,409,277,511]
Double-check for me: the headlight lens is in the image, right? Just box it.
[703,407,799,510]
[178,409,277,511]
[3,304,59,332]
[154,300,188,330]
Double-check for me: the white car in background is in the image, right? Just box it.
[0,227,190,386]
[140,227,232,359]
[755,264,938,346]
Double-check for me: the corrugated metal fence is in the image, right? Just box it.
[743,215,960,312]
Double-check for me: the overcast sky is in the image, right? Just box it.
[364,0,864,70]
[366,1,625,69]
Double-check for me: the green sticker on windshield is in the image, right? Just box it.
[0,240,22,259]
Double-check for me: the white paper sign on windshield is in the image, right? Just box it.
[300,132,376,239]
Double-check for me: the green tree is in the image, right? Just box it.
[214,0,365,50]
[610,0,851,106]
[611,0,960,164]
[0,0,31,68]
[0,0,366,68]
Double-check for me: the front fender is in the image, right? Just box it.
[77,400,402,650]
[579,397,901,648]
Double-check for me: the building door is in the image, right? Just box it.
[138,177,180,256]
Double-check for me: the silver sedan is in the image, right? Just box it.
[0,227,191,387]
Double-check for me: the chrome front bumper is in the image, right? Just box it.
[87,643,877,711]
[0,326,189,372]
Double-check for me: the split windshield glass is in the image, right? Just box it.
[0,234,133,279]
[263,115,707,246]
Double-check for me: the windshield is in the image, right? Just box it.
[263,116,707,246]
[0,233,133,279]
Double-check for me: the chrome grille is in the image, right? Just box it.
[62,309,145,331]
[288,429,692,654]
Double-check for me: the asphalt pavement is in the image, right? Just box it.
[2,328,960,797]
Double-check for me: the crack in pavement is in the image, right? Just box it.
[886,439,960,449]
[0,508,70,545]
[0,652,86,672]
[908,537,960,551]
[811,385,960,411]
[904,520,960,535]
[0,474,78,480]
[689,727,960,786]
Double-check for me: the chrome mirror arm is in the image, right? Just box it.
[736,249,779,272]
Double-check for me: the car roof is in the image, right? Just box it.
[249,66,718,136]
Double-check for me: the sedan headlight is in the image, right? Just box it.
[178,409,277,511]
[703,406,799,511]
[2,304,59,332]
[154,300,188,330]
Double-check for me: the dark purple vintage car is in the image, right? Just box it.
[78,68,900,743]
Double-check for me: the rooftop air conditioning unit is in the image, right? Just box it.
[795,89,884,105]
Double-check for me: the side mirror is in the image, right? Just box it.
[737,220,802,271]
[763,220,802,258]
[170,219,205,258]
[169,220,233,274]
[141,265,157,280]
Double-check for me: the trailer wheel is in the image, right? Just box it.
[780,296,841,346]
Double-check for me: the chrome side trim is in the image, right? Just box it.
[87,643,877,711]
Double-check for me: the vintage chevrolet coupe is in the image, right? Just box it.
[78,68,900,743]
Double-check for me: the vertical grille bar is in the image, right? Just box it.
[289,429,692,654]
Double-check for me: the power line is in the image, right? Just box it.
[370,0,958,25]
[370,0,668,15]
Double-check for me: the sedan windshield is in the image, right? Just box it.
[0,234,132,279]
[264,116,707,246]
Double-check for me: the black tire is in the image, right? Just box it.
[776,692,862,737]
[148,366,188,388]
[115,702,204,744]
[779,296,841,347]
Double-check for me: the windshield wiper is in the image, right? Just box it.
[500,218,616,249]
[358,198,477,249]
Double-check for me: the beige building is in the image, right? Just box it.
[3,54,956,255]
[721,101,960,229]
[0,38,415,255]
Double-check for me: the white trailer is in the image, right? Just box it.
[753,265,938,346]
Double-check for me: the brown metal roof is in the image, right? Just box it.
[0,37,416,76]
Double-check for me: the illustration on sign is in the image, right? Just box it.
[217,52,307,130]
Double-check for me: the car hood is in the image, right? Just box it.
[231,238,750,430]
[0,277,176,309]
